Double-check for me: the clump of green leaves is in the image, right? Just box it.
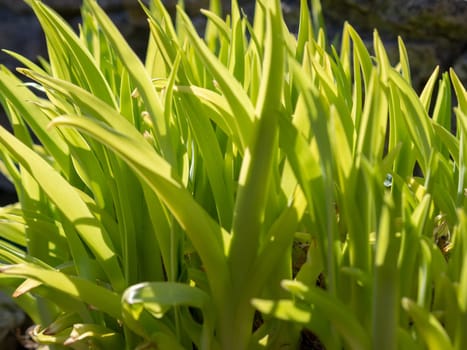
[0,0,465,349]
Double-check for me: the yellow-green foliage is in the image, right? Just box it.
[0,0,466,349]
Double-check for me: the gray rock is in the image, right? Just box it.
[453,51,467,86]
[0,291,25,345]
[321,0,467,89]
[184,0,209,16]
[0,8,45,71]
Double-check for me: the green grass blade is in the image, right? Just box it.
[0,70,71,175]
[289,59,337,294]
[201,9,231,43]
[250,188,307,296]
[0,263,121,319]
[434,76,452,133]
[347,24,373,88]
[172,85,245,148]
[283,280,370,350]
[397,36,411,84]
[456,109,467,208]
[48,115,230,308]
[123,282,215,349]
[356,69,388,161]
[389,69,434,173]
[432,123,459,166]
[402,297,453,350]
[419,66,440,111]
[296,0,313,63]
[373,30,392,84]
[177,98,234,229]
[372,194,399,350]
[455,211,467,349]
[228,0,284,300]
[0,125,124,291]
[86,0,174,162]
[2,50,48,75]
[252,298,338,349]
[450,68,467,112]
[228,17,246,83]
[178,8,255,149]
[29,0,116,107]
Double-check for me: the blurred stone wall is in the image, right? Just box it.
[321,0,467,90]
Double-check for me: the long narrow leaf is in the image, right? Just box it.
[48,115,231,311]
[0,263,121,319]
[0,125,124,291]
